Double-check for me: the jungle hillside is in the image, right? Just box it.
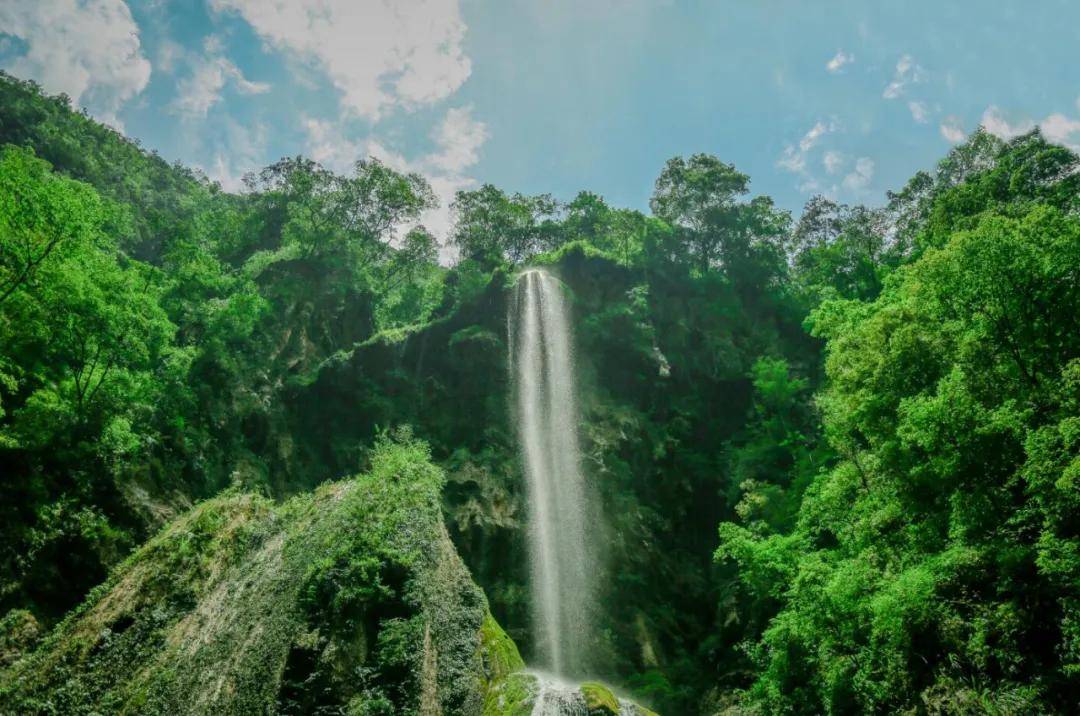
[1,61,1079,716]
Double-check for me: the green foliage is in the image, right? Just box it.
[4,65,1080,716]
[719,139,1080,712]
[0,78,450,622]
[0,145,178,613]
[450,184,561,265]
[789,197,894,302]
[650,154,790,279]
[0,72,209,261]
[0,434,515,715]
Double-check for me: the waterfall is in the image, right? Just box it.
[525,672,646,716]
[530,673,588,716]
[509,268,592,677]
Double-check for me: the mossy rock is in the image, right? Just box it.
[482,671,539,716]
[480,673,661,716]
[480,611,524,681]
[0,436,521,716]
[582,681,621,714]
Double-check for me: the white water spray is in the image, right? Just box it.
[525,671,644,716]
[510,269,592,677]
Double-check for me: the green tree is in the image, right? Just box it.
[450,184,560,265]
[720,204,1080,714]
[789,197,892,302]
[0,148,177,614]
[650,154,788,278]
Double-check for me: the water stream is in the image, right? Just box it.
[509,268,592,678]
[526,671,644,716]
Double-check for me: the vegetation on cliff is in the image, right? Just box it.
[2,71,1079,713]
[1,435,519,714]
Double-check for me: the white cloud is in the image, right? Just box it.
[156,38,185,74]
[978,104,1080,151]
[211,0,471,120]
[1038,113,1080,150]
[778,119,838,174]
[420,106,489,243]
[980,105,1036,140]
[777,147,805,174]
[883,54,922,100]
[823,150,844,175]
[908,100,930,124]
[303,118,366,171]
[800,121,830,152]
[428,106,490,174]
[826,49,853,74]
[202,118,269,192]
[940,116,966,143]
[302,106,489,258]
[841,156,874,193]
[0,0,151,128]
[171,38,269,118]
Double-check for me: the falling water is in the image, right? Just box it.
[509,269,592,677]
[530,673,588,716]
[525,672,645,716]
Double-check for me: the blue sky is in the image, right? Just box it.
[2,0,1079,244]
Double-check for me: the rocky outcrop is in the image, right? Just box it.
[0,436,528,715]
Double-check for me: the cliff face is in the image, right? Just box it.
[0,435,524,715]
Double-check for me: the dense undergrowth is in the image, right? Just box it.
[0,435,524,714]
[1,72,1079,713]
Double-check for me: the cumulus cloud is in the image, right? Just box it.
[0,0,151,128]
[211,0,471,120]
[979,105,1036,140]
[302,106,489,257]
[427,106,490,174]
[882,54,922,100]
[908,100,930,124]
[823,150,844,175]
[421,107,490,243]
[777,148,805,173]
[841,156,874,193]
[201,118,269,192]
[1037,113,1080,150]
[171,37,269,118]
[302,117,368,171]
[977,105,1080,151]
[940,116,966,144]
[826,50,853,74]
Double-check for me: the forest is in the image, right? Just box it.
[0,70,1079,714]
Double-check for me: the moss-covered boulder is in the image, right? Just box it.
[582,681,621,714]
[482,671,539,716]
[0,435,522,715]
[481,672,658,715]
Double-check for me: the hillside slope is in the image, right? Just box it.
[0,436,524,715]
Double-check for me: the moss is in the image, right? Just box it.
[449,325,501,349]
[582,681,622,715]
[479,611,524,682]
[0,610,40,668]
[481,671,537,716]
